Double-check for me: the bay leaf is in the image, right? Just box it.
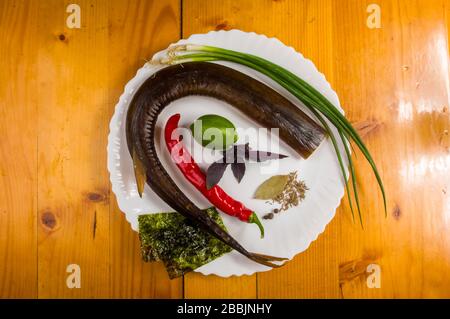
[254,174,289,200]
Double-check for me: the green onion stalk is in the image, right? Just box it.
[157,44,386,225]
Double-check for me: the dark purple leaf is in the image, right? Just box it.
[206,161,229,189]
[246,150,288,162]
[231,162,246,183]
[223,143,248,164]
[210,143,286,187]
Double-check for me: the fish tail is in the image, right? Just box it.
[246,252,288,268]
[199,211,287,268]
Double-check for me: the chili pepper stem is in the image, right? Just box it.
[248,212,265,238]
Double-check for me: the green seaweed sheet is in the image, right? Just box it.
[138,207,232,279]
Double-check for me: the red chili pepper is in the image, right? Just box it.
[164,113,264,237]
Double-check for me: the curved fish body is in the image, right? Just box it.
[127,62,325,267]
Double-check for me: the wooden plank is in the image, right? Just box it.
[184,273,256,299]
[334,0,450,298]
[34,0,182,298]
[446,0,450,56]
[182,0,259,299]
[246,0,340,299]
[0,0,39,298]
[183,0,450,299]
[108,0,183,298]
[36,0,111,298]
[182,0,338,299]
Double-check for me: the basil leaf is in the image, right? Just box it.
[231,162,246,183]
[247,150,288,162]
[206,161,229,189]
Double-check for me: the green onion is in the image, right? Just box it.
[159,44,386,225]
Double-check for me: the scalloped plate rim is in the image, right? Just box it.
[107,29,347,278]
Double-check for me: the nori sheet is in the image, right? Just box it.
[138,207,232,279]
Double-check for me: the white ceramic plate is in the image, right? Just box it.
[107,30,347,277]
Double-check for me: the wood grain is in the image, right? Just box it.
[1,0,450,298]
[333,0,450,298]
[183,0,341,299]
[108,0,182,298]
[0,0,39,298]
[184,273,257,299]
[182,0,450,298]
[36,0,111,298]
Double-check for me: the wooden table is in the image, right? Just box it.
[1,0,449,298]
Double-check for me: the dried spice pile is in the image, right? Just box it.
[254,171,308,219]
[271,172,308,212]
